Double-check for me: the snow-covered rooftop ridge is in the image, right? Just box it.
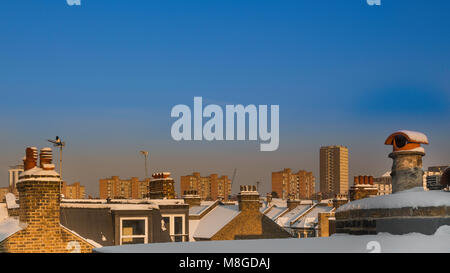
[61,199,184,205]
[95,225,450,253]
[193,205,240,239]
[276,205,313,227]
[337,187,450,212]
[61,202,159,210]
[292,206,334,228]
[0,218,27,243]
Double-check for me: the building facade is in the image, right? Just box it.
[349,176,378,201]
[99,176,150,199]
[320,145,349,199]
[373,171,392,195]
[272,168,315,200]
[62,182,86,199]
[425,166,449,190]
[180,172,232,201]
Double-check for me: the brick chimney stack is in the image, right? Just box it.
[287,195,301,211]
[17,147,61,231]
[183,190,201,207]
[237,185,260,212]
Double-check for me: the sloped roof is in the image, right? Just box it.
[193,205,240,239]
[0,218,27,243]
[292,206,334,228]
[275,205,312,227]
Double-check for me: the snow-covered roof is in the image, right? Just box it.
[60,203,158,210]
[337,187,450,212]
[265,206,289,221]
[94,225,450,253]
[193,205,240,239]
[189,205,211,215]
[0,218,27,242]
[275,205,312,227]
[292,206,334,228]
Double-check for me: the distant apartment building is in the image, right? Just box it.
[272,168,315,200]
[148,172,176,199]
[320,145,349,199]
[180,172,231,201]
[0,188,9,202]
[373,171,392,195]
[349,176,378,201]
[425,165,449,190]
[99,176,150,199]
[62,181,86,199]
[8,164,23,191]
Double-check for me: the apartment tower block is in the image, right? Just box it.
[320,145,349,199]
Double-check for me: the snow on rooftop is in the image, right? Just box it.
[193,205,240,239]
[60,203,158,210]
[0,218,27,242]
[18,167,60,183]
[275,205,313,227]
[265,206,289,221]
[292,206,334,228]
[337,187,450,212]
[95,225,450,253]
[189,205,210,215]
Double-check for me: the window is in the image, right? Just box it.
[161,214,186,242]
[120,217,148,245]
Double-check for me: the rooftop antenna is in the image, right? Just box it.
[47,136,66,195]
[140,151,149,178]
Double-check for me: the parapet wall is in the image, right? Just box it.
[335,206,450,235]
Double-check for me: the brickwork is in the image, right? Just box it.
[207,185,292,240]
[0,147,96,253]
[210,211,292,240]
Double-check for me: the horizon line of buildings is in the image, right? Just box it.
[2,145,448,203]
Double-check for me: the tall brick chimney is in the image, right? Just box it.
[183,190,201,207]
[237,185,260,212]
[17,147,61,231]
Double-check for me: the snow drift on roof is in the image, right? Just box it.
[337,187,450,212]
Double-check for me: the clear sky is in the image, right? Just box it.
[0,0,449,196]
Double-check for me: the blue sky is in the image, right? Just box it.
[0,0,449,196]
